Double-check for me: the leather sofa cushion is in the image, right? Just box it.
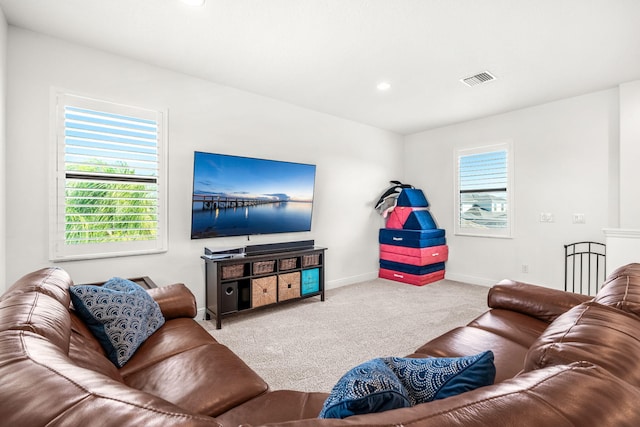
[216,390,328,426]
[594,263,640,317]
[0,268,74,353]
[467,309,548,348]
[70,311,107,354]
[489,280,591,323]
[67,291,204,381]
[0,291,71,352]
[119,317,223,376]
[124,342,269,416]
[120,317,268,416]
[69,312,123,382]
[69,338,123,382]
[1,267,71,305]
[524,301,640,386]
[0,330,221,427]
[603,262,640,280]
[411,326,528,383]
[248,362,640,427]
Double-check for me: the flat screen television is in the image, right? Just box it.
[191,151,316,239]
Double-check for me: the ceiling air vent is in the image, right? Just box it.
[461,71,496,87]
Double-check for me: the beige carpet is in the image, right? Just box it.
[200,278,489,393]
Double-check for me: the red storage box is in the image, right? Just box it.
[379,268,445,286]
[380,244,448,265]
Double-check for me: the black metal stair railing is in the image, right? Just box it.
[564,241,606,296]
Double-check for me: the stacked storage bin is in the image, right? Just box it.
[378,188,448,286]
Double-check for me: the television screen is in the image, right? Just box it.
[191,151,316,239]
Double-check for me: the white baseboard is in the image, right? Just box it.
[444,271,495,287]
[326,271,379,290]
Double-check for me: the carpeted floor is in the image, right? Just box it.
[200,278,489,393]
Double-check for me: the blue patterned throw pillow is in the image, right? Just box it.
[69,277,165,368]
[383,351,495,404]
[318,358,411,419]
[319,351,495,419]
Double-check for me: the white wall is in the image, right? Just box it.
[0,10,6,292]
[602,79,640,274]
[619,80,640,228]
[5,27,402,305]
[404,89,618,289]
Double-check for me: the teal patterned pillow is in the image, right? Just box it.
[383,351,495,404]
[70,278,165,368]
[318,358,411,419]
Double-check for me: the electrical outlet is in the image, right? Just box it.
[572,213,586,224]
[539,213,554,223]
[522,264,529,273]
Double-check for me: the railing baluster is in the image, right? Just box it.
[564,241,606,296]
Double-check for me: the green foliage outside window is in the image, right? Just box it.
[64,162,158,244]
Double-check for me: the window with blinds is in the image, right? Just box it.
[51,92,167,261]
[455,142,513,238]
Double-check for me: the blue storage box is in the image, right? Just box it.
[397,189,429,208]
[379,228,446,248]
[301,268,320,295]
[379,260,445,275]
[403,210,437,230]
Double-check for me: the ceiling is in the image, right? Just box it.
[1,0,640,135]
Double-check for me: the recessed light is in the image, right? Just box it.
[180,0,205,6]
[376,81,392,91]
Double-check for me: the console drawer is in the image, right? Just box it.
[278,272,301,301]
[252,276,277,308]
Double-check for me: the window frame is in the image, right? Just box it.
[49,90,168,261]
[454,141,513,238]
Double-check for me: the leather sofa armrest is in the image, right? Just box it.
[488,279,592,323]
[146,283,198,319]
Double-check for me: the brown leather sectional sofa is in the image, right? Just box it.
[2,264,640,426]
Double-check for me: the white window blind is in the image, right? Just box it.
[455,143,513,237]
[51,92,167,260]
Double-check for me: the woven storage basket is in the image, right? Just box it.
[251,276,277,307]
[221,263,245,279]
[253,260,276,275]
[278,272,301,301]
[302,253,320,267]
[279,257,297,271]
